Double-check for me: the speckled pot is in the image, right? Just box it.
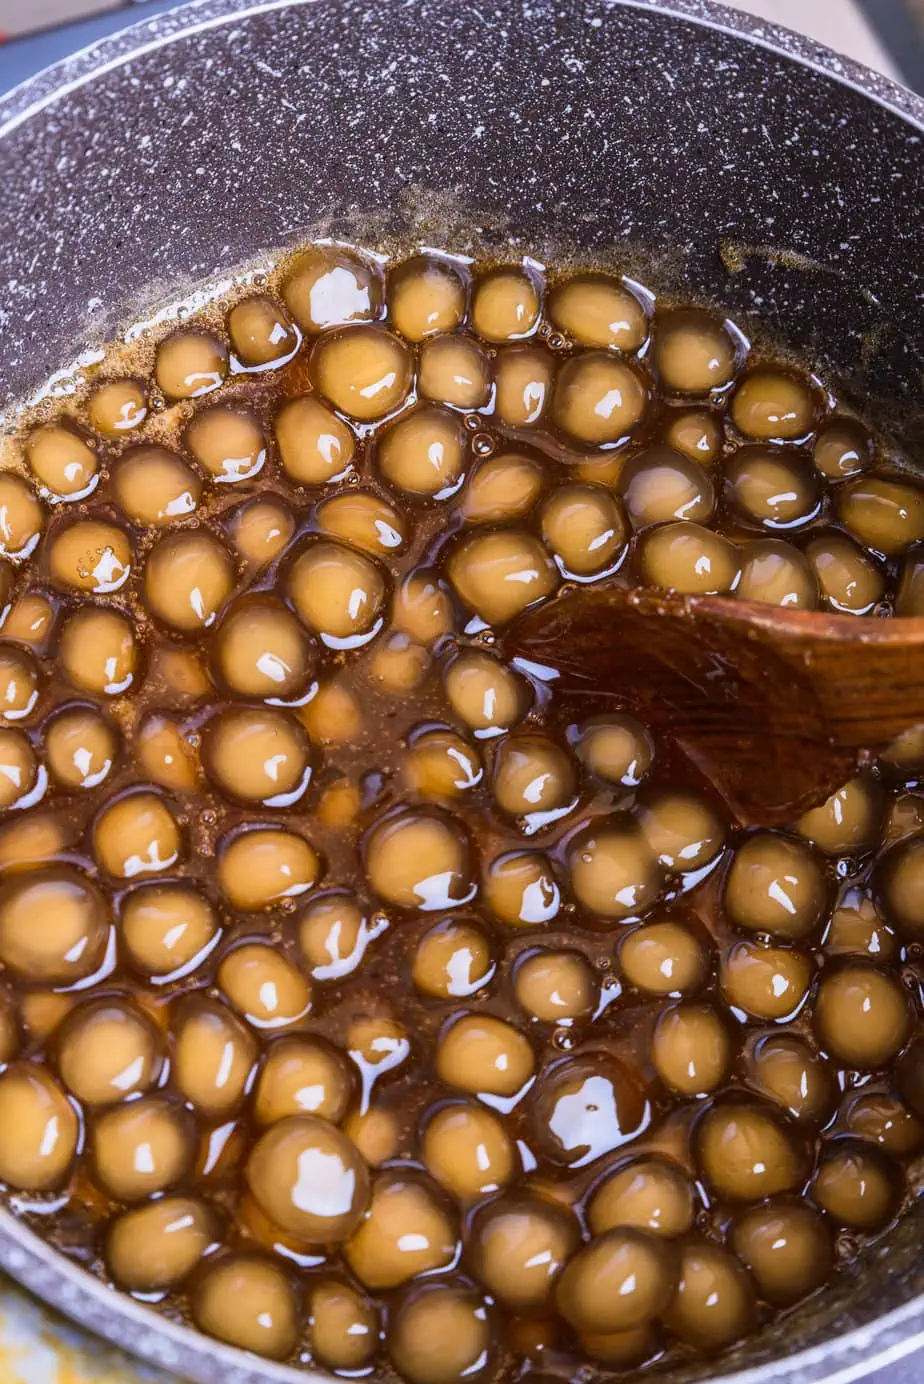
[0,2,923,1382]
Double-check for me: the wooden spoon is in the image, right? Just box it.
[506,587,924,828]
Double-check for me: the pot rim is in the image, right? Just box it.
[0,2,923,1382]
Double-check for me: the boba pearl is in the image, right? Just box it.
[365,810,472,910]
[837,476,924,556]
[218,943,312,1030]
[619,920,708,996]
[219,827,320,911]
[737,538,818,608]
[553,354,649,445]
[186,406,266,483]
[368,633,430,693]
[106,1197,218,1293]
[0,812,71,873]
[205,708,311,806]
[93,1097,195,1201]
[0,728,36,807]
[666,1242,757,1351]
[283,245,383,333]
[317,490,407,557]
[121,883,219,981]
[4,592,54,647]
[389,256,466,340]
[652,310,738,395]
[750,1028,834,1121]
[0,1064,78,1190]
[25,423,98,499]
[389,1283,492,1384]
[588,1158,694,1238]
[347,1014,411,1087]
[144,531,235,633]
[471,268,540,342]
[825,889,897,962]
[88,378,148,436]
[514,949,597,1022]
[620,447,715,528]
[149,646,211,702]
[724,831,827,940]
[726,448,821,529]
[227,496,295,570]
[896,544,924,615]
[310,1279,379,1373]
[301,678,364,745]
[549,273,648,351]
[887,792,924,842]
[814,418,872,481]
[296,893,372,982]
[638,790,725,871]
[568,817,661,921]
[805,533,884,614]
[534,1054,650,1165]
[639,522,740,594]
[812,1143,900,1230]
[412,919,495,998]
[93,792,180,880]
[227,294,298,367]
[797,773,883,855]
[576,714,654,787]
[422,1102,517,1198]
[493,734,575,818]
[392,569,454,643]
[155,331,228,401]
[697,1103,804,1201]
[721,941,811,1021]
[60,608,136,697]
[193,1257,299,1360]
[57,999,161,1105]
[0,996,17,1064]
[468,1196,578,1312]
[484,851,561,927]
[246,1114,369,1242]
[664,409,724,465]
[462,454,544,525]
[214,597,313,701]
[344,1104,401,1168]
[444,650,529,738]
[494,347,555,428]
[578,1325,658,1369]
[112,446,201,527]
[254,1037,353,1125]
[436,1013,534,1098]
[377,406,467,498]
[653,1004,731,1096]
[844,1092,924,1156]
[0,473,43,560]
[312,326,412,422]
[814,966,910,1069]
[898,1037,924,1118]
[556,1230,676,1334]
[49,519,131,594]
[879,834,924,937]
[404,728,483,800]
[275,394,356,486]
[0,867,109,984]
[136,713,198,793]
[288,540,386,647]
[345,1173,457,1289]
[732,369,817,441]
[173,998,258,1118]
[540,484,628,576]
[419,335,491,410]
[732,1202,833,1307]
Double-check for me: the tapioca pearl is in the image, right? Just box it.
[0,812,72,873]
[344,1104,402,1168]
[254,1036,353,1125]
[283,244,384,332]
[575,714,654,787]
[732,1202,833,1308]
[814,965,910,1069]
[484,851,561,927]
[227,495,295,568]
[368,632,430,692]
[246,1113,369,1243]
[411,918,495,998]
[218,943,312,1030]
[578,1323,659,1369]
[3,592,55,648]
[48,519,132,594]
[843,1091,924,1156]
[136,713,199,793]
[638,790,725,871]
[726,448,821,529]
[60,608,136,697]
[391,569,454,643]
[549,273,648,351]
[88,378,148,436]
[556,1229,677,1334]
[444,650,530,740]
[494,346,555,427]
[92,1097,196,1201]
[461,453,544,525]
[448,528,557,625]
[663,409,724,466]
[697,1102,805,1201]
[492,733,575,817]
[0,473,44,560]
[192,1256,299,1361]
[421,1101,517,1198]
[404,727,483,800]
[896,542,924,614]
[365,809,473,911]
[737,538,819,608]
[540,483,628,576]
[388,255,467,340]
[619,919,709,996]
[731,369,818,441]
[588,1157,694,1238]
[112,446,202,527]
[0,867,109,984]
[56,999,161,1105]
[218,826,321,912]
[620,447,715,528]
[214,597,314,701]
[300,677,365,745]
[0,993,18,1063]
[471,267,541,342]
[227,293,298,366]
[653,1004,732,1096]
[205,707,312,806]
[275,394,356,485]
[106,1197,219,1294]
[149,646,211,702]
[155,330,228,401]
[435,1012,534,1098]
[824,887,897,962]
[814,418,873,481]
[886,791,924,844]
[639,521,740,594]
[468,1196,579,1312]
[288,540,386,646]
[26,423,98,499]
[419,334,491,410]
[377,405,467,499]
[744,1034,835,1125]
[312,325,412,422]
[93,792,181,880]
[316,775,360,828]
[316,490,408,559]
[812,1142,901,1230]
[720,940,812,1021]
[296,892,372,982]
[144,531,235,633]
[899,1036,924,1118]
[186,405,266,483]
[553,353,649,445]
[173,998,258,1118]
[652,310,739,394]
[310,1280,379,1374]
[724,831,828,941]
[389,1282,493,1384]
[0,1063,78,1190]
[0,728,36,807]
[665,1242,757,1351]
[345,1172,457,1289]
[883,726,924,773]
[877,834,924,939]
[533,1053,650,1165]
[20,995,73,1050]
[513,948,597,1022]
[568,817,661,922]
[837,475,924,556]
[805,532,884,614]
[120,882,219,980]
[796,772,883,855]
